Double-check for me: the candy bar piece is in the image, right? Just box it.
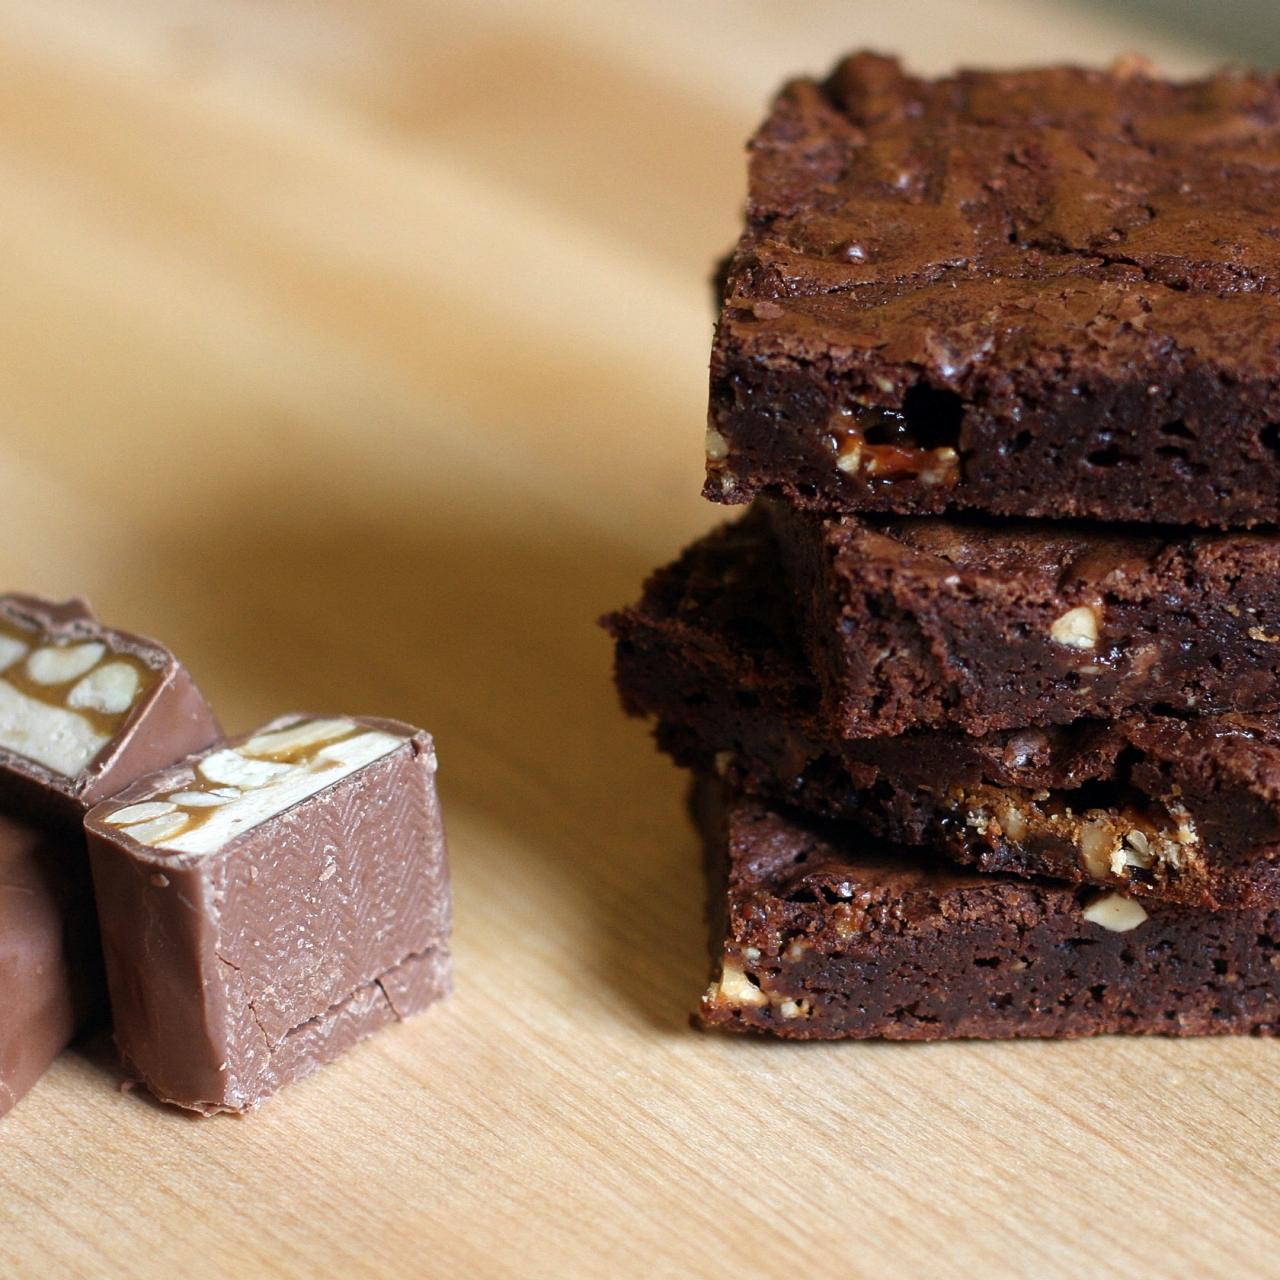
[0,594,220,829]
[85,714,452,1114]
[696,783,1280,1040]
[603,510,1280,907]
[709,54,1280,528]
[769,500,1280,738]
[0,812,103,1115]
[0,594,217,1116]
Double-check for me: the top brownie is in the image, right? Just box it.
[708,52,1280,527]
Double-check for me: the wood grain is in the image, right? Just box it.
[0,4,1273,1277]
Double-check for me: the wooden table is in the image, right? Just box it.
[0,4,1273,1276]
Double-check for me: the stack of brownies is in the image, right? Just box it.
[607,53,1280,1039]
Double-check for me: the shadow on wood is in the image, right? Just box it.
[103,479,710,1056]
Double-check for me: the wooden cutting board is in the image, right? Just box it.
[0,3,1273,1276]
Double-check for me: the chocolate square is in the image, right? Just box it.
[86,714,452,1114]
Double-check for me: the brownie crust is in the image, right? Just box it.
[697,784,1280,1040]
[709,53,1280,527]
[604,510,1280,907]
[769,501,1280,737]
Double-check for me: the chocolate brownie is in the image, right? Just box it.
[768,500,1280,737]
[696,782,1280,1040]
[708,52,1280,527]
[603,509,1280,907]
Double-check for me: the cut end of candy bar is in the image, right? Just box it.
[85,713,452,1114]
[0,594,221,826]
[98,715,412,857]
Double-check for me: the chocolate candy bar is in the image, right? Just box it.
[604,510,1280,907]
[0,813,102,1115]
[0,594,219,1115]
[697,783,1280,1040]
[0,595,220,830]
[86,714,452,1114]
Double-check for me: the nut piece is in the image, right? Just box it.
[1082,892,1149,933]
[1078,817,1118,878]
[778,998,812,1019]
[68,661,141,715]
[1116,830,1154,874]
[1171,805,1199,849]
[166,790,236,807]
[241,717,355,761]
[0,634,29,673]
[0,682,109,776]
[704,428,730,463]
[197,749,293,790]
[26,642,106,684]
[836,440,863,473]
[1050,605,1099,650]
[105,800,178,826]
[998,804,1028,842]
[918,447,959,486]
[119,812,190,846]
[714,960,767,1007]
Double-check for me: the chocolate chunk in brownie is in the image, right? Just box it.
[708,52,1280,527]
[696,782,1280,1040]
[768,500,1280,737]
[603,509,1280,907]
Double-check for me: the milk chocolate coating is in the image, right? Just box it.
[0,594,222,832]
[85,715,453,1114]
[0,595,217,1116]
[0,812,102,1116]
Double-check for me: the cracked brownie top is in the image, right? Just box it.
[742,53,1280,300]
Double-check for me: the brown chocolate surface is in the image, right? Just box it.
[697,782,1280,1040]
[708,53,1280,526]
[85,714,453,1114]
[769,501,1280,736]
[0,812,103,1116]
[604,510,1280,907]
[0,595,220,1116]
